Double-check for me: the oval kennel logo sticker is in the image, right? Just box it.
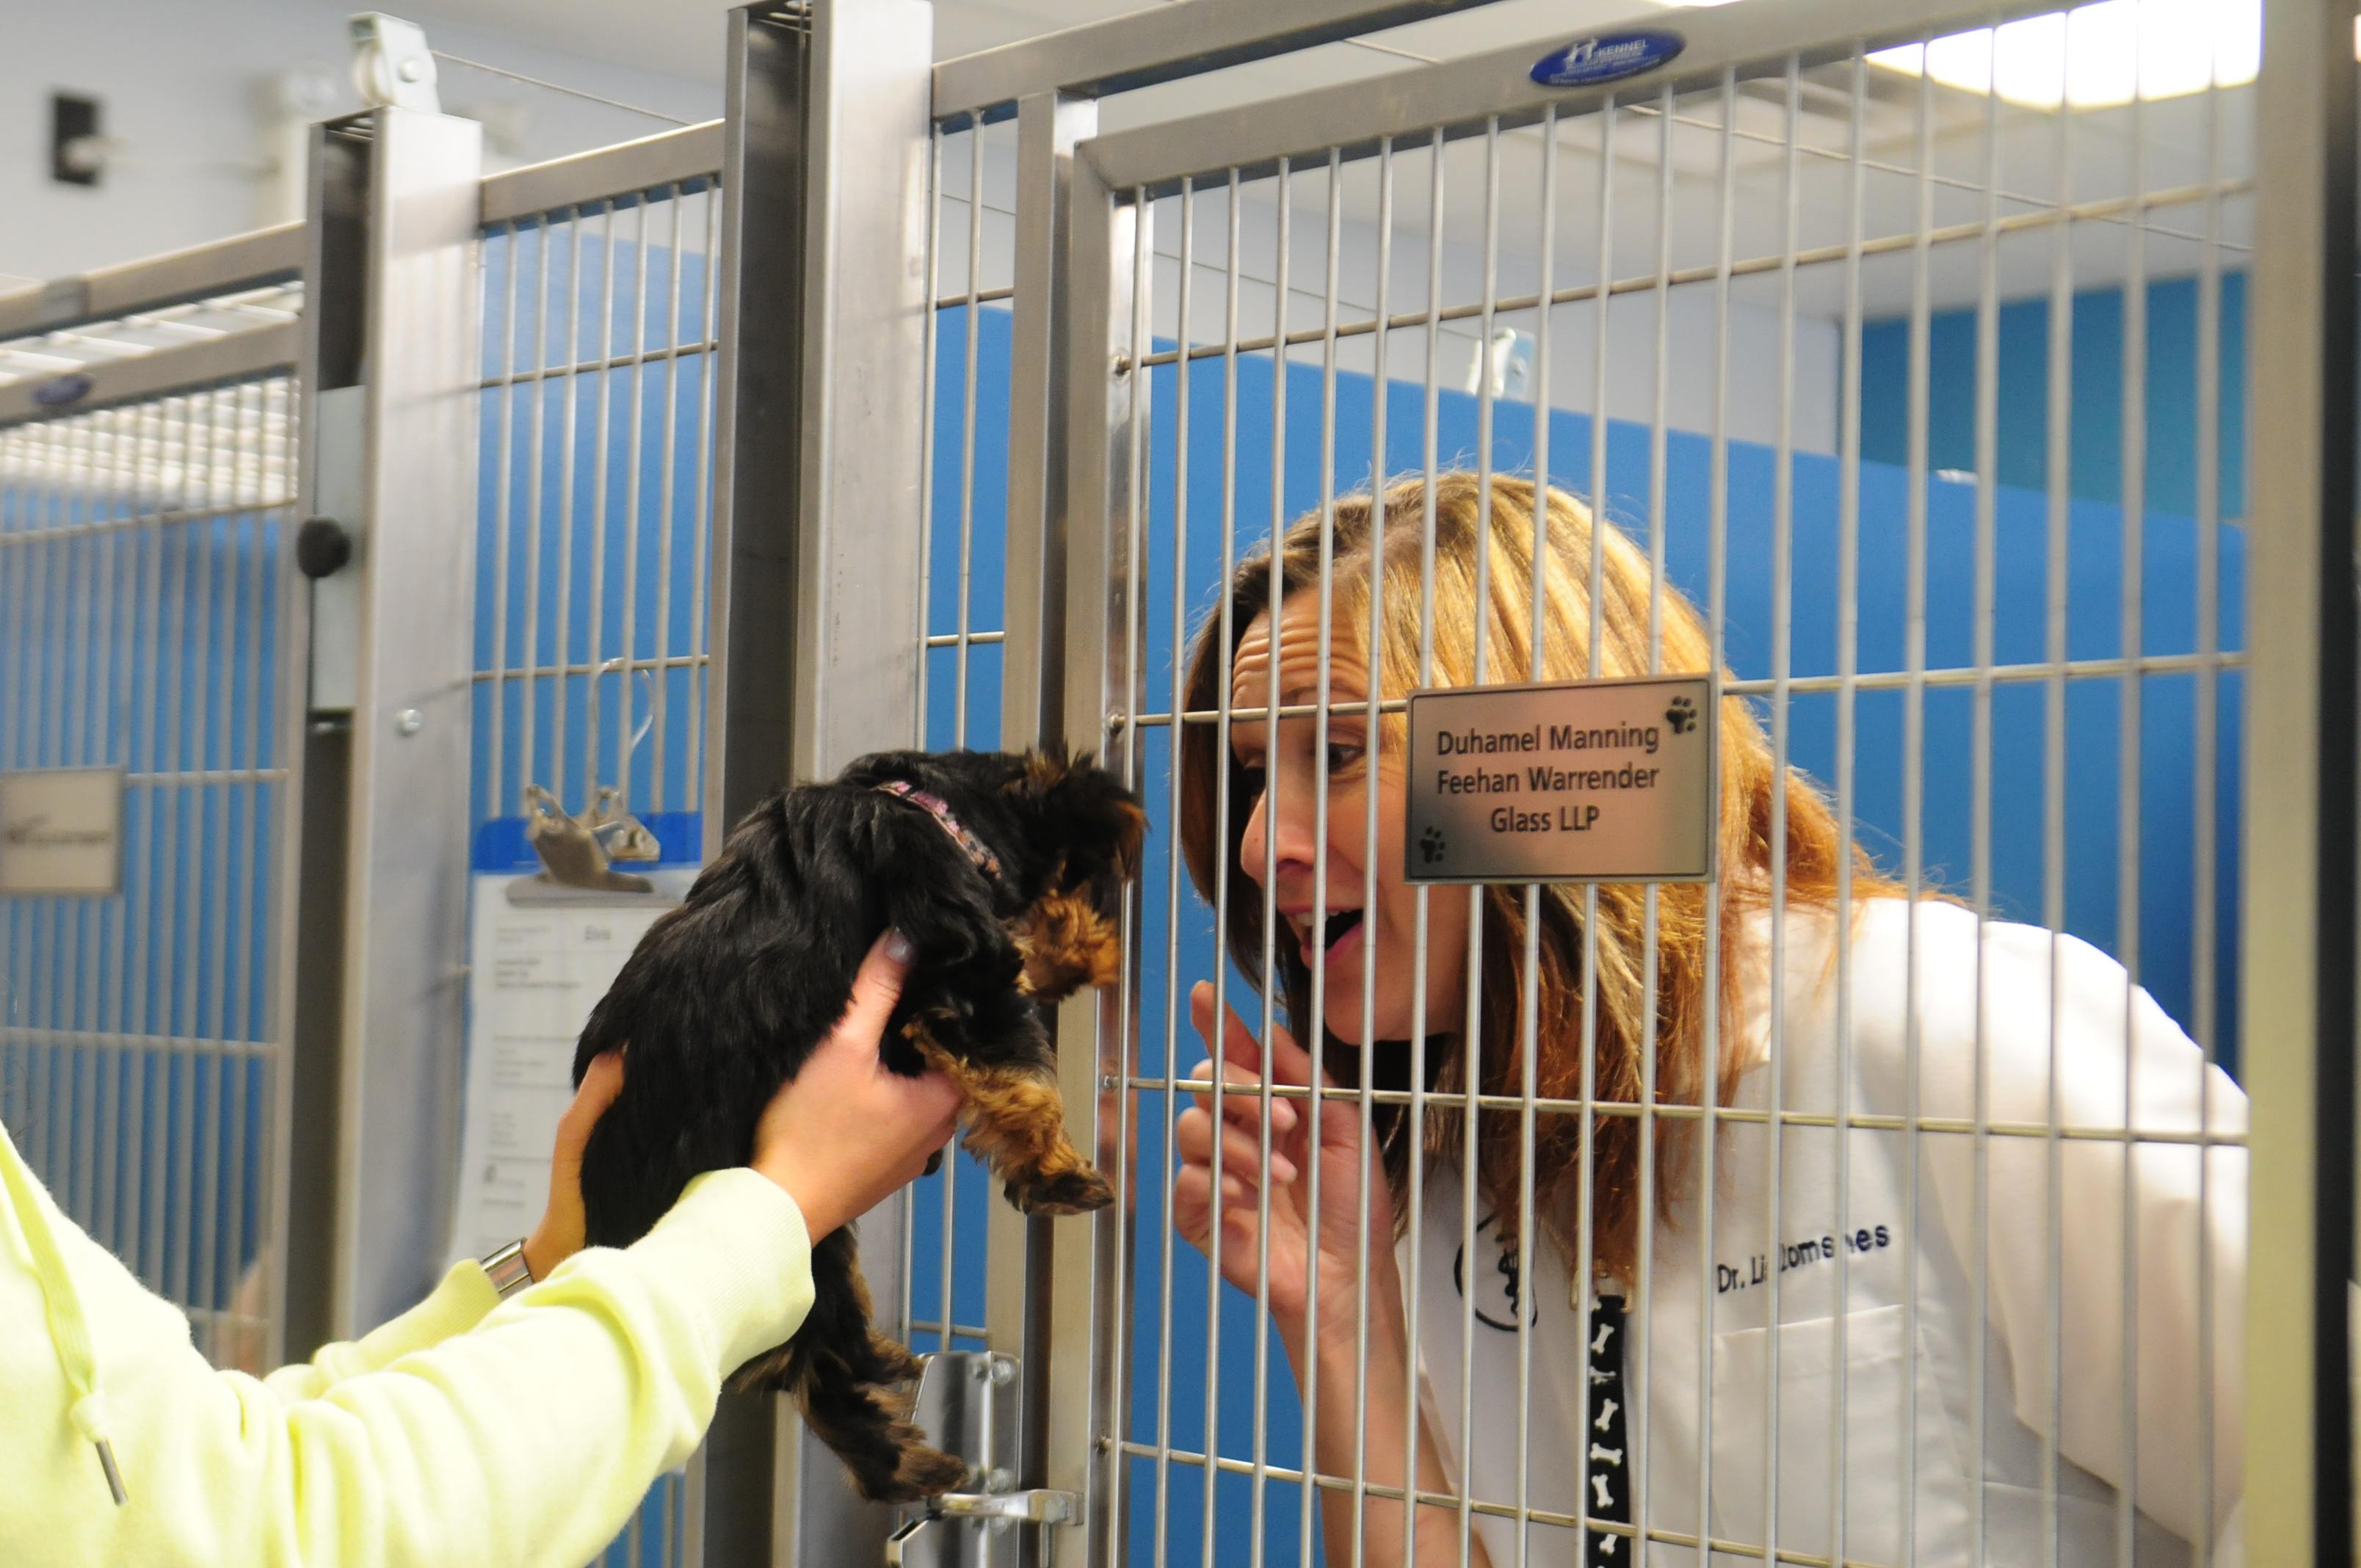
[1530,30,1685,90]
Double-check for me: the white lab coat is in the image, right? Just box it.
[1406,898,2248,1567]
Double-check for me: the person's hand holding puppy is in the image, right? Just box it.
[752,929,962,1235]
[527,929,960,1277]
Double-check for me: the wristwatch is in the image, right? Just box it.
[480,1238,535,1299]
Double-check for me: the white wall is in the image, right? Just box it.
[4,0,720,286]
[10,0,1836,453]
[1139,192,1840,457]
[937,134,1838,456]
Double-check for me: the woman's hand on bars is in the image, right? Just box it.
[1172,980,1402,1358]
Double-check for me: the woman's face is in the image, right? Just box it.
[1228,592,1473,1045]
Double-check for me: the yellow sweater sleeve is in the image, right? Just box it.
[0,1164,815,1568]
[258,1259,504,1404]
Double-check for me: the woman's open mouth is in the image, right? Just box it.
[1300,907,1364,969]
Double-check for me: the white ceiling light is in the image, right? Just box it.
[1867,0,2258,109]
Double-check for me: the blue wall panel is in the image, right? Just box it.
[1859,272,2248,520]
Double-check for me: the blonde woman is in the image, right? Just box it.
[1172,474,2244,1566]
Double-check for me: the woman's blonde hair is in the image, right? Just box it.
[1177,473,1902,1288]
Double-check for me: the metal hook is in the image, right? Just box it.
[581,657,661,863]
[585,656,656,813]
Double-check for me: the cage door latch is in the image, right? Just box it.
[885,1351,1077,1566]
[925,1489,1076,1526]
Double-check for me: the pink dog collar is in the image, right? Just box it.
[873,780,1003,881]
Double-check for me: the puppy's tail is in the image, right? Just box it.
[729,1226,969,1503]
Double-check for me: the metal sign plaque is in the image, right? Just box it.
[0,767,126,897]
[1404,675,1716,885]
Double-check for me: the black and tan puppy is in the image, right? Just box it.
[570,748,1141,1501]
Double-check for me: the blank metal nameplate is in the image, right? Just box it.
[1404,675,1716,885]
[0,767,126,897]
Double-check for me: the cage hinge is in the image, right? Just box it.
[349,13,440,115]
[885,1351,1076,1567]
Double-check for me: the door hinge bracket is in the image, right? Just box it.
[884,1351,1077,1565]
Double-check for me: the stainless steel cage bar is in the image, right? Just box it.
[1048,134,1135,1561]
[1078,0,2114,196]
[0,225,304,342]
[2244,0,2357,1559]
[993,92,1099,1407]
[0,325,302,429]
[294,106,485,1343]
[479,121,725,228]
[933,0,1540,126]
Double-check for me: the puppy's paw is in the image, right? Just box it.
[868,1332,928,1385]
[1008,1165,1116,1216]
[857,1440,971,1503]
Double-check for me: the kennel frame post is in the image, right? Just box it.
[2243,0,2358,1558]
[703,1,934,1562]
[992,89,1105,1533]
[300,106,484,1342]
[998,87,1102,857]
[1032,141,1138,1565]
[278,117,369,1370]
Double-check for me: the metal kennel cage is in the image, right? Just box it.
[0,236,308,1378]
[1,0,2354,1564]
[856,0,2349,1564]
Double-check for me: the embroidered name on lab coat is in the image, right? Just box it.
[1715,1224,1893,1293]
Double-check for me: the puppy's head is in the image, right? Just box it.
[842,747,1145,916]
[999,749,1145,902]
[849,750,1142,892]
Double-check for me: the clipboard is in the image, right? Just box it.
[449,668,703,1264]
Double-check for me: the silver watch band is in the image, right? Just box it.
[480,1238,534,1299]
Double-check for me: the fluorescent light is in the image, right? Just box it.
[1867,0,2258,109]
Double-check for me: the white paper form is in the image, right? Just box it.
[448,871,694,1267]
